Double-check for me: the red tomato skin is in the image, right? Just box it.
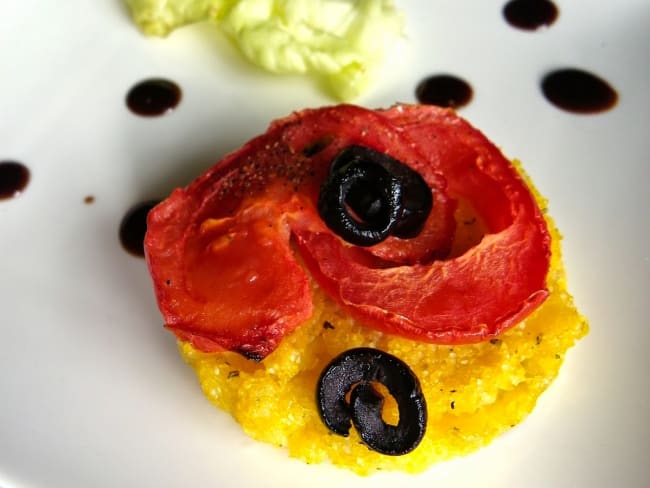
[293,105,551,343]
[145,186,314,359]
[144,104,456,358]
[144,103,550,357]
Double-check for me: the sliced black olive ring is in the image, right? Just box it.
[318,161,403,246]
[318,145,433,246]
[316,347,427,456]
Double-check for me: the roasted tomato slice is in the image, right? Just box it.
[145,105,456,359]
[293,105,550,343]
[145,104,550,358]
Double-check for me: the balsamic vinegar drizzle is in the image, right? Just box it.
[503,0,559,31]
[415,75,473,109]
[0,161,30,200]
[119,201,160,257]
[541,68,618,113]
[126,79,182,116]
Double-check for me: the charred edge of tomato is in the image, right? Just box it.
[302,136,334,157]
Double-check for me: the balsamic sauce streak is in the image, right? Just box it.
[0,161,30,200]
[126,79,182,116]
[503,0,559,31]
[119,201,160,257]
[541,68,618,113]
[415,75,473,109]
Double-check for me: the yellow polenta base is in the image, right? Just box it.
[178,174,588,475]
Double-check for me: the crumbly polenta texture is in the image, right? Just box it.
[178,166,588,475]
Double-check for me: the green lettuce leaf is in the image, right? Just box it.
[125,0,403,100]
[124,0,227,36]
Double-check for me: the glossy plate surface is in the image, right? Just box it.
[1,1,649,487]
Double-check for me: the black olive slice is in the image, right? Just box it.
[318,162,403,246]
[316,348,427,456]
[390,174,433,239]
[325,145,433,241]
[342,146,432,239]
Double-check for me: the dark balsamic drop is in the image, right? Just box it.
[0,161,30,200]
[126,79,182,116]
[541,68,618,113]
[119,201,159,257]
[503,0,558,31]
[415,75,473,109]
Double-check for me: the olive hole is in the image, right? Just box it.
[371,381,399,425]
[342,381,399,425]
[344,180,388,227]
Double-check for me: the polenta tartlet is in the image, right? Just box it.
[144,104,587,474]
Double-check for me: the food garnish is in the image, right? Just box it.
[124,0,403,100]
[317,348,427,455]
[318,145,433,246]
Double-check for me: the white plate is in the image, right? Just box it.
[1,1,649,487]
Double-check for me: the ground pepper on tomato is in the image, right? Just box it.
[144,104,550,359]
